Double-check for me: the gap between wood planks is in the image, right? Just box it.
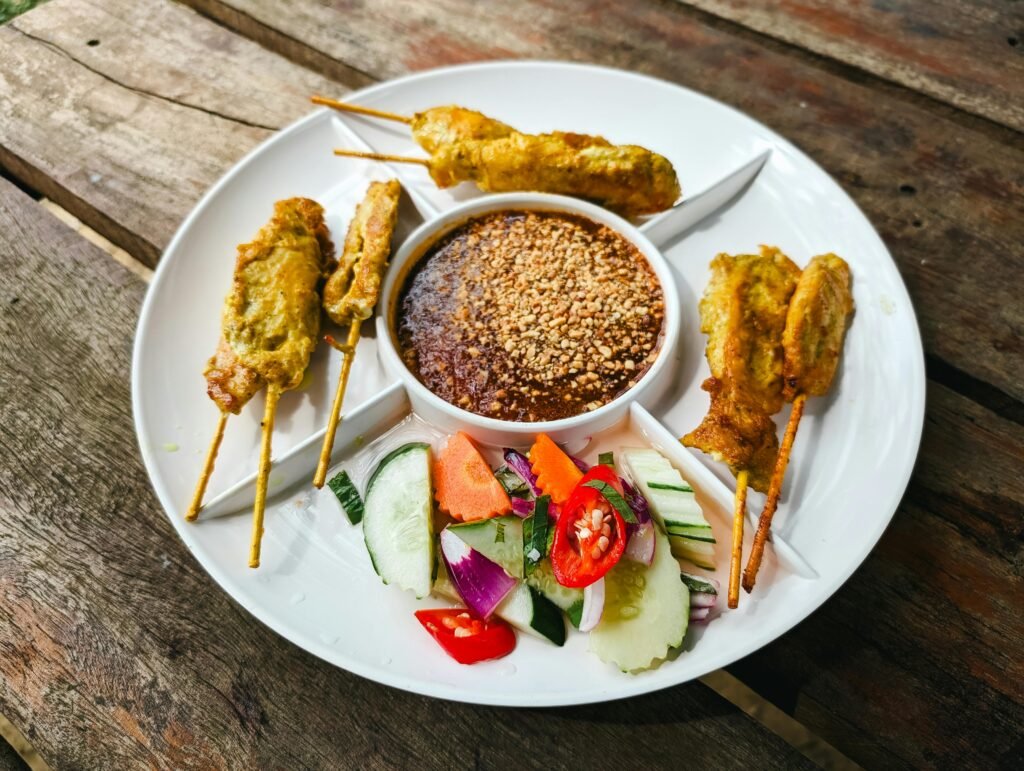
[0,195,861,771]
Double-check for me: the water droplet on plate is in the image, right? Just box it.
[290,592,306,605]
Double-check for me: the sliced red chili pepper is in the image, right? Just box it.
[414,609,516,665]
[551,465,628,588]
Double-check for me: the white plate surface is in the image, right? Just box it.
[133,61,925,706]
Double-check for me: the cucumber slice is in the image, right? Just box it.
[362,442,434,598]
[327,469,364,524]
[622,448,717,568]
[497,584,566,646]
[589,526,690,671]
[670,536,716,570]
[524,560,584,628]
[433,560,565,645]
[666,524,716,542]
[448,516,524,579]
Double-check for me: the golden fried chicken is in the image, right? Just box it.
[323,179,401,325]
[683,246,801,491]
[410,105,514,154]
[781,253,854,401]
[204,339,263,415]
[204,197,334,407]
[425,130,680,217]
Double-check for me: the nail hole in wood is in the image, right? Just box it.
[899,184,916,195]
[1009,37,1019,48]
[87,39,100,47]
[912,219,923,228]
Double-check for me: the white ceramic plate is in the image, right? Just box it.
[133,61,925,706]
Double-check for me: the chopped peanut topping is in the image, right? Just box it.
[397,211,664,421]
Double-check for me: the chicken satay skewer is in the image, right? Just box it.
[682,247,801,608]
[318,96,679,217]
[313,180,402,488]
[185,198,333,567]
[184,413,229,521]
[742,254,853,592]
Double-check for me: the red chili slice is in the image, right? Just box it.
[414,609,516,665]
[551,465,627,588]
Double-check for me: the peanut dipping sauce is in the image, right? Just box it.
[395,210,665,422]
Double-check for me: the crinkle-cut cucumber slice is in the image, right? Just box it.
[589,526,689,672]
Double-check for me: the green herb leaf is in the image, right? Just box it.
[680,572,719,595]
[327,470,364,525]
[598,451,615,467]
[494,465,531,499]
[494,520,506,543]
[648,481,694,492]
[523,495,551,576]
[566,598,584,629]
[583,480,638,524]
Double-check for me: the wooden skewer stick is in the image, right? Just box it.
[185,412,229,521]
[249,385,281,569]
[334,149,429,166]
[313,323,363,489]
[742,394,807,592]
[728,470,750,609]
[311,95,412,124]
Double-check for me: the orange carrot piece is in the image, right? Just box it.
[434,432,512,522]
[528,434,584,506]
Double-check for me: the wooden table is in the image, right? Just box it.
[1,1,1021,767]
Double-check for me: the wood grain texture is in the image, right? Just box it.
[179,0,1024,405]
[0,177,814,769]
[677,0,1024,132]
[0,0,337,267]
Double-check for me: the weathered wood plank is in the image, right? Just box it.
[0,0,338,267]
[731,379,1024,768]
[0,177,813,768]
[677,0,1024,132]
[179,0,1024,406]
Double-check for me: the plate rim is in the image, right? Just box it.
[132,59,926,706]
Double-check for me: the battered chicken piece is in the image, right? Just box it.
[323,179,401,325]
[427,131,680,217]
[410,105,514,154]
[204,339,263,415]
[218,197,334,389]
[203,198,334,412]
[781,253,854,401]
[682,246,801,491]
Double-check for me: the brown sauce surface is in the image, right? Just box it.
[395,210,665,422]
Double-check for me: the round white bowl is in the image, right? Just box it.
[375,192,682,447]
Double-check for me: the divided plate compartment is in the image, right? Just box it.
[187,378,817,674]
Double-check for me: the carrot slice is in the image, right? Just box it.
[434,432,512,522]
[528,434,583,506]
